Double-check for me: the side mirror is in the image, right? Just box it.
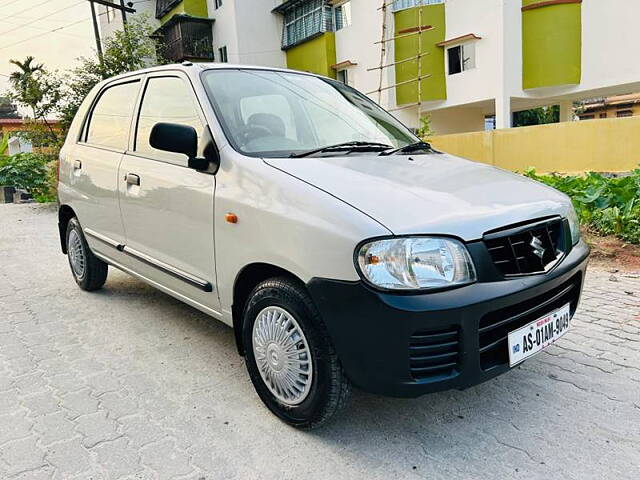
[149,122,211,171]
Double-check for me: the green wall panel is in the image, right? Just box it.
[522,1,582,89]
[286,33,337,79]
[393,4,446,105]
[161,0,209,25]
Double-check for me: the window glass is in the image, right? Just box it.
[462,44,476,70]
[202,69,417,157]
[334,2,352,30]
[135,76,206,163]
[336,69,348,85]
[240,95,298,142]
[218,46,228,63]
[86,81,140,150]
[448,46,462,75]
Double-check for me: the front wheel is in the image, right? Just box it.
[66,217,108,291]
[242,277,351,429]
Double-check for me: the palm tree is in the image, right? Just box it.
[9,56,44,92]
[8,56,59,145]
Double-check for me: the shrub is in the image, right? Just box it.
[524,168,640,244]
[0,152,57,203]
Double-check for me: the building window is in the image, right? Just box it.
[391,0,444,12]
[336,69,348,85]
[218,46,228,63]
[484,115,496,131]
[282,0,332,49]
[333,1,352,31]
[599,113,607,118]
[447,43,476,75]
[214,0,222,9]
[617,109,633,118]
[579,114,595,120]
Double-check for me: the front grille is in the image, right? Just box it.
[409,327,461,381]
[484,218,565,276]
[478,273,581,370]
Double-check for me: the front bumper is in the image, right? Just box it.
[307,239,590,398]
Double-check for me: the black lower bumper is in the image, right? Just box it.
[307,240,590,398]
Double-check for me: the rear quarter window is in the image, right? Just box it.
[85,81,140,150]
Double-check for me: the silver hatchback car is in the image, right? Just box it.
[58,63,589,428]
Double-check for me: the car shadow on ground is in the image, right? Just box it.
[97,271,518,439]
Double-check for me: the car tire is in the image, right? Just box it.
[66,217,108,291]
[242,277,351,429]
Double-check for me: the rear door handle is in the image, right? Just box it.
[73,160,82,170]
[124,173,140,186]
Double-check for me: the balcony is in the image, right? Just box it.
[156,0,182,19]
[156,15,215,62]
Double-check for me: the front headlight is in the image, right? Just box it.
[356,237,477,291]
[566,205,581,245]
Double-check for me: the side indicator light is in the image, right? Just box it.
[225,213,238,224]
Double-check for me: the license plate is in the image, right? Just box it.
[508,302,571,367]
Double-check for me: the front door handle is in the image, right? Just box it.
[73,160,82,170]
[124,173,140,186]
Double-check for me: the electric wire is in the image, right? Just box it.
[0,17,90,51]
[0,0,86,37]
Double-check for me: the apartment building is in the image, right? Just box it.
[99,0,640,133]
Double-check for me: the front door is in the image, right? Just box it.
[118,73,219,314]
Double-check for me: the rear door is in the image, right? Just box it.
[69,79,141,257]
[117,72,219,314]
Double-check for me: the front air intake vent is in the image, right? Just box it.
[409,327,461,381]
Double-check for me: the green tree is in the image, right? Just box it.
[7,56,62,147]
[513,105,560,127]
[0,96,20,119]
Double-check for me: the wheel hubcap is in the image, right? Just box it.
[252,306,313,406]
[68,229,85,279]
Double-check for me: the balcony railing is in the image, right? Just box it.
[162,35,215,62]
[156,0,182,19]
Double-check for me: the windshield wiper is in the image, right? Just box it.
[290,141,393,158]
[379,141,434,156]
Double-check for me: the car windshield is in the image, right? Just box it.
[201,69,418,158]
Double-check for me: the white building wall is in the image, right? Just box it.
[561,0,640,95]
[234,0,285,67]
[98,1,158,42]
[435,0,502,109]
[206,0,284,66]
[207,0,241,63]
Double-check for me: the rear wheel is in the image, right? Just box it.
[66,217,108,291]
[242,277,351,429]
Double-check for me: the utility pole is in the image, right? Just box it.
[87,0,137,65]
[89,0,103,65]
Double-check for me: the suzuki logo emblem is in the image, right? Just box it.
[530,236,546,259]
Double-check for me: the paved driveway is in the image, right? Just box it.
[1,203,639,480]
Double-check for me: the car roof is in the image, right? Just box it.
[99,62,328,87]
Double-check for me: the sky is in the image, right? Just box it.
[0,0,98,96]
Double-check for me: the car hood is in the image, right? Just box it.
[264,153,571,241]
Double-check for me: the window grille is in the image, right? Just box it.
[391,0,444,12]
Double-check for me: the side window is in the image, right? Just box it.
[86,81,140,150]
[135,76,206,163]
